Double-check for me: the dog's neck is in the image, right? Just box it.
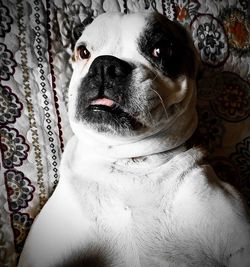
[76,106,197,160]
[70,75,198,160]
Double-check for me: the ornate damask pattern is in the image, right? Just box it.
[0,0,250,266]
[231,137,250,191]
[10,212,33,254]
[198,72,250,122]
[0,127,29,168]
[16,0,46,207]
[221,7,250,56]
[0,1,19,265]
[172,0,200,25]
[32,0,61,189]
[211,74,250,122]
[0,0,13,37]
[0,85,23,125]
[5,170,35,212]
[0,43,17,81]
[191,14,229,67]
[194,107,225,152]
[0,0,64,266]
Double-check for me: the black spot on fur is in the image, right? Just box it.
[138,13,197,79]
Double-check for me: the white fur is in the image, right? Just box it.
[18,12,250,267]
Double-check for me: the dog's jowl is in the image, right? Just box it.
[18,12,250,267]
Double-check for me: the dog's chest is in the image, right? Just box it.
[71,158,174,251]
[80,174,165,227]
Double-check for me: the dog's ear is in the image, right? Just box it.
[71,15,94,50]
[73,16,94,42]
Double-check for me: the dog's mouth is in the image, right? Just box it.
[88,97,119,112]
[84,97,144,133]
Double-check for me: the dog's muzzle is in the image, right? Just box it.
[87,55,133,111]
[75,55,144,134]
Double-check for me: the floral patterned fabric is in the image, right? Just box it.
[0,0,249,266]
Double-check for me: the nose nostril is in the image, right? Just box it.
[106,65,117,78]
[88,55,133,80]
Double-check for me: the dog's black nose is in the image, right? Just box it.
[88,55,133,79]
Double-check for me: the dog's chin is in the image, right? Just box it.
[78,104,144,136]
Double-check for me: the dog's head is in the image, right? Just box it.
[68,12,199,150]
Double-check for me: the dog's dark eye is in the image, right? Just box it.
[77,45,91,60]
[152,41,173,59]
[152,48,161,58]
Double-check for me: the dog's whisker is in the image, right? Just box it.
[151,71,159,83]
[150,87,169,121]
[149,67,169,121]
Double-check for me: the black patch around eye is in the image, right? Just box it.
[138,13,196,79]
[149,39,183,77]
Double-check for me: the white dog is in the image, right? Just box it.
[18,12,250,267]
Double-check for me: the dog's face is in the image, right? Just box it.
[68,12,198,139]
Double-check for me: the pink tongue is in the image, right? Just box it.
[91,98,115,107]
